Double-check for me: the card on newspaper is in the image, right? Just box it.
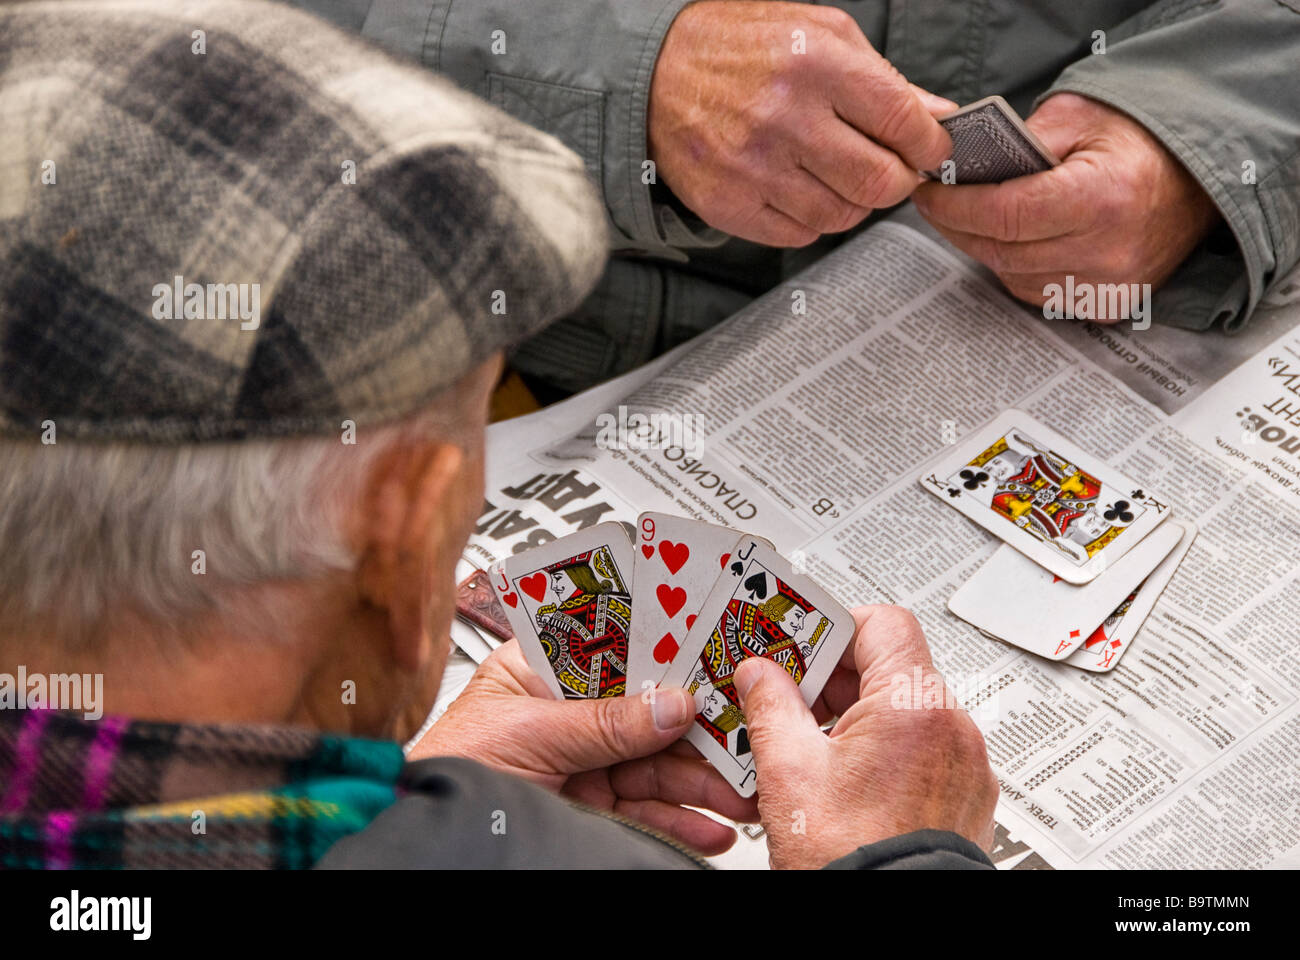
[660,537,855,797]
[490,523,634,700]
[919,410,1171,584]
[948,518,1183,660]
[1066,519,1197,672]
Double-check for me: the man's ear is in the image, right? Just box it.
[354,440,466,672]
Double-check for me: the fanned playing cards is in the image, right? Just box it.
[486,515,851,796]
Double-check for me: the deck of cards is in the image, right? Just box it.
[925,95,1059,184]
[920,410,1196,672]
[486,514,855,797]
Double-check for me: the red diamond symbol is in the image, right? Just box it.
[1069,629,1080,638]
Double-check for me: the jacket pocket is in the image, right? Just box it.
[487,73,604,186]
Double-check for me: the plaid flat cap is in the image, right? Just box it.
[0,0,607,442]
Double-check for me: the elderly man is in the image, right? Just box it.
[298,0,1300,393]
[0,0,995,870]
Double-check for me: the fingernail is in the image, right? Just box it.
[733,658,762,700]
[653,687,693,730]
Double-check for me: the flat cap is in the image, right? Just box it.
[0,0,608,442]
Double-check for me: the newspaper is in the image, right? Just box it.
[456,210,1300,870]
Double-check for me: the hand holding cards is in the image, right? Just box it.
[489,515,853,797]
[921,410,1192,671]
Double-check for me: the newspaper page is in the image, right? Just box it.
[457,212,1300,870]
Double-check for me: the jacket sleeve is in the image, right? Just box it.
[314,757,708,868]
[293,0,726,258]
[823,829,996,870]
[1035,0,1300,333]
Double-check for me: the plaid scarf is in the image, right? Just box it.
[0,710,405,869]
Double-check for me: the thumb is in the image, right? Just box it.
[1024,93,1093,162]
[734,658,824,771]
[537,686,696,774]
[909,83,958,119]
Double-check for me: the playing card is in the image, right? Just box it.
[449,617,495,665]
[660,537,855,797]
[924,95,1059,184]
[1067,519,1197,673]
[456,567,513,640]
[948,518,1184,660]
[490,523,634,699]
[919,410,1171,584]
[627,513,756,698]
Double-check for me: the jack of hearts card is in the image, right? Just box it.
[491,523,634,700]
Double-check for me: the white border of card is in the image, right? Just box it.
[919,409,1171,584]
[1066,519,1197,672]
[948,518,1184,660]
[489,522,634,701]
[659,537,855,797]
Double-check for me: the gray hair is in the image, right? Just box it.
[0,393,481,644]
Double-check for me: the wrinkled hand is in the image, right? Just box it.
[411,641,758,855]
[914,93,1220,319]
[648,0,953,246]
[733,605,997,869]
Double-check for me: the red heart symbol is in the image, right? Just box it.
[521,572,547,603]
[641,544,654,559]
[659,540,690,575]
[686,615,697,630]
[653,632,678,664]
[503,592,519,608]
[719,552,730,569]
[657,584,687,618]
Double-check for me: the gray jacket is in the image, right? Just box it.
[315,757,994,868]
[300,0,1300,391]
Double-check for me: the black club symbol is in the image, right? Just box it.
[1104,500,1134,523]
[959,469,988,491]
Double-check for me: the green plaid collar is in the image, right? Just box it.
[0,710,405,869]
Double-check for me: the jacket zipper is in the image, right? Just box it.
[571,800,715,868]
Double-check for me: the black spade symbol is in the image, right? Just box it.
[743,572,768,600]
[1104,500,1134,523]
[959,469,989,490]
[735,727,751,757]
[730,561,744,577]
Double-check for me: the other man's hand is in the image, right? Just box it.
[411,641,757,855]
[913,93,1221,319]
[648,0,954,246]
[734,605,997,869]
